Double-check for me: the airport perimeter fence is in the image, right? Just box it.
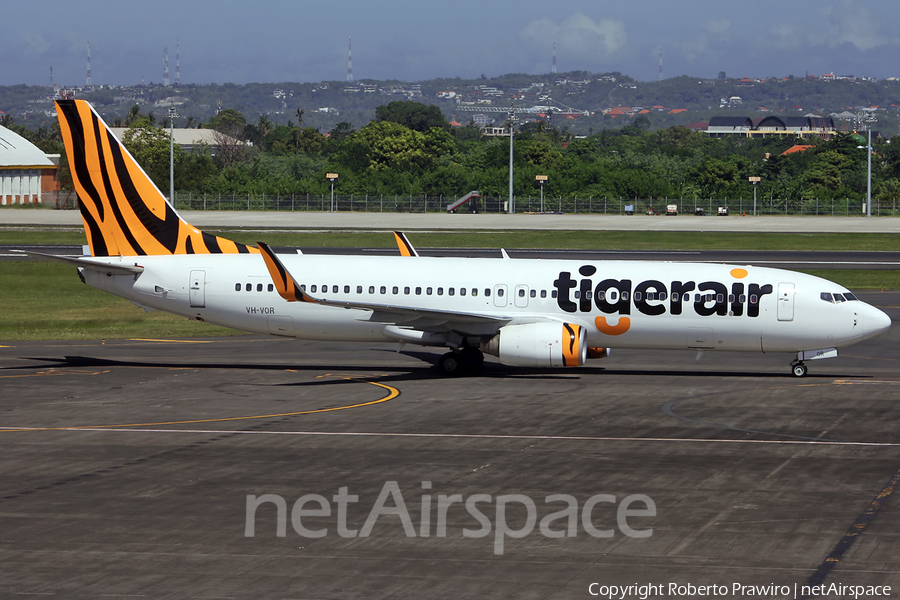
[37,190,900,216]
[167,192,900,217]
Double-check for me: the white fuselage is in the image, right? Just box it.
[81,253,890,355]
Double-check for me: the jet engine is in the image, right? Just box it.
[481,322,587,367]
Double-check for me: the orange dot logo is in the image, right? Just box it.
[595,316,631,336]
[730,268,748,279]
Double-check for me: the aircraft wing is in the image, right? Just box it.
[258,242,511,330]
[12,250,145,275]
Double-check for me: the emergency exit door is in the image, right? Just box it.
[776,282,794,321]
[189,270,206,308]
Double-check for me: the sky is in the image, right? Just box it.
[4,0,900,87]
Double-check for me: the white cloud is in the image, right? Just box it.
[20,31,50,56]
[702,18,731,35]
[821,0,893,50]
[518,13,628,63]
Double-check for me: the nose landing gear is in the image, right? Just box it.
[790,360,808,378]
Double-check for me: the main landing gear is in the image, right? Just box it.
[437,347,484,376]
[790,360,808,378]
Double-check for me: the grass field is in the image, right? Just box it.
[1,227,897,341]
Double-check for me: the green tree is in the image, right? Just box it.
[121,123,181,191]
[375,101,448,132]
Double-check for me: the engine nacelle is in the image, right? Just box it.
[481,322,587,368]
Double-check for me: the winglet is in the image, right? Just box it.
[393,231,419,257]
[258,242,320,303]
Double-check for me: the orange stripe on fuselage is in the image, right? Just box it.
[595,316,631,336]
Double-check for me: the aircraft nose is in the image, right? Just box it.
[861,303,892,339]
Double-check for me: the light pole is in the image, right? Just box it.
[866,127,872,217]
[748,176,760,216]
[536,175,547,213]
[507,109,517,214]
[167,103,178,204]
[326,173,339,212]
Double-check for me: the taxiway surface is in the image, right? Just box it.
[1,292,898,598]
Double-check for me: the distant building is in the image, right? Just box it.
[109,128,246,153]
[0,125,59,205]
[706,115,837,139]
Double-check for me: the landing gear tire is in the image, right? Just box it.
[791,362,808,378]
[459,347,484,372]
[438,348,484,376]
[438,352,462,376]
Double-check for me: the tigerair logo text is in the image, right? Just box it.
[553,266,773,336]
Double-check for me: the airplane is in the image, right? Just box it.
[20,99,892,377]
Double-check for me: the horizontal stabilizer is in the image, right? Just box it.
[12,250,144,275]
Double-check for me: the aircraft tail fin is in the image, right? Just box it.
[55,99,256,257]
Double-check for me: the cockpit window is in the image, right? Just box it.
[821,291,858,303]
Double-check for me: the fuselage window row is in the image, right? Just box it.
[238,281,562,302]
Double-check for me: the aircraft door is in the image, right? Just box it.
[493,284,508,307]
[514,284,529,308]
[777,282,795,321]
[189,270,206,308]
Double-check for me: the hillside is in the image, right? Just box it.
[3,71,900,136]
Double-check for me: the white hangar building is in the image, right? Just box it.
[0,125,59,205]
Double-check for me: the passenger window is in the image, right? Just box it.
[518,289,525,297]
[235,283,241,292]
[497,288,504,297]
[344,285,350,293]
[728,294,735,303]
[750,294,758,304]
[380,286,386,294]
[437,287,444,296]
[268,284,274,292]
[357,285,363,294]
[300,284,306,291]
[739,294,746,302]
[530,290,536,298]
[598,291,606,301]
[646,292,654,301]
[609,291,618,302]
[427,287,433,295]
[716,294,724,303]
[574,290,581,299]
[540,290,546,298]
[369,286,375,294]
[659,292,667,301]
[551,290,557,298]
[416,287,422,295]
[392,286,399,294]
[671,292,679,302]
[311,285,317,293]
[485,289,491,297]
[472,288,478,297]
[634,292,642,301]
[333,285,339,293]
[404,286,410,295]
[460,288,467,296]
[449,288,455,296]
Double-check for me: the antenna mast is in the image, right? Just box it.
[176,39,181,85]
[552,42,557,74]
[86,42,92,86]
[163,46,169,87]
[347,35,353,81]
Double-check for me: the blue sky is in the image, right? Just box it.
[4,0,899,86]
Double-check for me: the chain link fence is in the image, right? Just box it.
[34,190,900,216]
[167,192,900,217]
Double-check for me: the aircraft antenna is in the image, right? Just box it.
[86,42,92,86]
